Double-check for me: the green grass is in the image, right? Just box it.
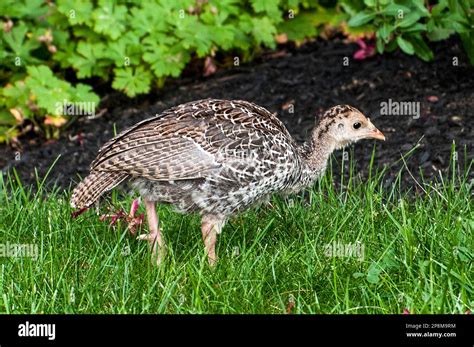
[0,149,472,314]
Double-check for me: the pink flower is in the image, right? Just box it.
[403,308,410,314]
[353,39,376,60]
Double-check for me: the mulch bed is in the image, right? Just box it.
[1,37,473,191]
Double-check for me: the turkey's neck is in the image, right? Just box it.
[297,131,337,185]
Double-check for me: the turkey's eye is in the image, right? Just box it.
[353,122,361,129]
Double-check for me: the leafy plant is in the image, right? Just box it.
[0,0,473,143]
[346,0,474,63]
[1,66,99,142]
[0,0,331,142]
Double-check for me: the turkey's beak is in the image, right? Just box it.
[369,127,385,141]
[366,118,385,141]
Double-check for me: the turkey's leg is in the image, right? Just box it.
[127,197,142,236]
[129,197,140,217]
[137,199,166,265]
[201,215,224,266]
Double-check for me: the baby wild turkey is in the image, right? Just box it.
[71,99,385,265]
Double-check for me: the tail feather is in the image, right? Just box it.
[70,171,128,209]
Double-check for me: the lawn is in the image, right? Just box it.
[0,150,472,314]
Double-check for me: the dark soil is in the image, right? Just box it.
[1,37,473,191]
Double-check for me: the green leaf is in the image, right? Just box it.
[412,0,430,17]
[67,42,109,79]
[363,0,376,6]
[382,4,411,17]
[431,0,448,16]
[174,16,214,57]
[441,16,469,32]
[57,0,94,25]
[427,27,453,41]
[143,36,191,77]
[442,12,470,30]
[347,11,376,27]
[25,66,73,115]
[380,250,399,270]
[210,25,236,50]
[385,39,399,52]
[71,25,103,42]
[397,12,421,28]
[205,0,241,25]
[310,8,348,27]
[251,0,281,20]
[412,0,430,16]
[1,79,31,117]
[460,32,474,65]
[233,28,252,51]
[251,17,277,47]
[92,0,128,40]
[106,33,142,67]
[409,34,433,61]
[0,0,47,19]
[0,126,19,143]
[402,23,427,33]
[0,110,17,126]
[447,0,465,15]
[378,22,393,42]
[396,35,415,55]
[2,22,41,65]
[376,36,385,53]
[129,3,168,38]
[277,13,318,41]
[71,84,100,105]
[112,67,153,97]
[367,263,382,284]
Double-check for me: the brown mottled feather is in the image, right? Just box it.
[71,99,297,210]
[70,171,128,208]
[90,99,293,181]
